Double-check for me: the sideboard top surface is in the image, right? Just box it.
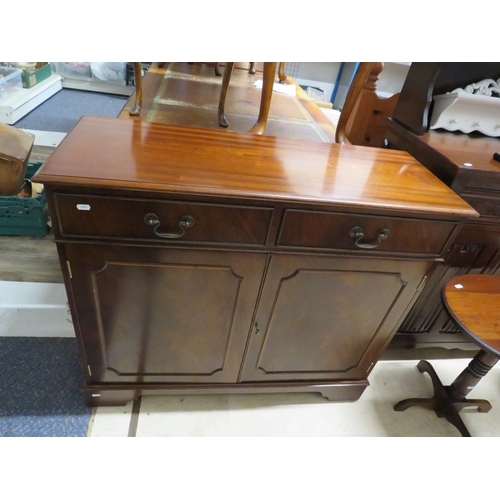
[34,116,476,219]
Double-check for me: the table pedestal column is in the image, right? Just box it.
[449,350,498,400]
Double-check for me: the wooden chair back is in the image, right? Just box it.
[335,62,400,148]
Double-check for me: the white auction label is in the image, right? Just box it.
[76,204,91,211]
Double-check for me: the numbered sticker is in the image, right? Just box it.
[76,204,91,211]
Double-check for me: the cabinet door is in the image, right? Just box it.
[240,254,430,382]
[64,243,267,384]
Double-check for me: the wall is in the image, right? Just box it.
[0,281,74,337]
[286,62,411,109]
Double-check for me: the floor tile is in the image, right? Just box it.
[87,359,500,437]
[136,394,231,437]
[88,400,134,437]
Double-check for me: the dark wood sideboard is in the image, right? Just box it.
[386,62,500,350]
[33,116,476,406]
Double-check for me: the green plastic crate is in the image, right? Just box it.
[0,161,49,237]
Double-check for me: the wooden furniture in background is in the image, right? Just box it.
[130,62,287,135]
[120,62,336,142]
[335,62,400,147]
[218,62,287,134]
[395,274,500,437]
[390,62,500,136]
[33,115,475,407]
[215,62,258,77]
[129,62,143,116]
[386,62,500,351]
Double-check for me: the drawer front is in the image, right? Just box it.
[54,194,273,245]
[277,209,457,255]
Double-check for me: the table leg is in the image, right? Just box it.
[278,62,287,83]
[249,62,277,135]
[448,350,499,400]
[394,353,498,437]
[218,62,235,128]
[129,62,143,116]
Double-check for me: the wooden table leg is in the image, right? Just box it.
[129,62,143,116]
[249,62,277,135]
[218,62,235,128]
[278,62,287,83]
[448,350,498,401]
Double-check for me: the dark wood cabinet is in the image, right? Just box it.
[386,62,500,349]
[34,116,475,406]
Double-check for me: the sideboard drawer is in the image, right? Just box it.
[54,194,273,245]
[277,209,457,255]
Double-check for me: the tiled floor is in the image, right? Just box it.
[87,358,500,437]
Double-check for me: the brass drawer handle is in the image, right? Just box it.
[349,226,390,249]
[144,213,195,239]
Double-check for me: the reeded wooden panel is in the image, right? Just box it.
[55,193,272,245]
[241,254,430,382]
[94,262,241,377]
[462,190,500,221]
[278,209,457,256]
[64,243,267,384]
[399,243,484,334]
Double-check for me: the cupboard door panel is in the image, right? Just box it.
[65,244,267,384]
[240,254,429,382]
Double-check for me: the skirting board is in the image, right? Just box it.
[0,281,74,337]
[0,75,63,124]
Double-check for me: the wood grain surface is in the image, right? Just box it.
[418,130,500,177]
[0,144,61,283]
[33,116,477,219]
[0,233,62,283]
[444,275,500,355]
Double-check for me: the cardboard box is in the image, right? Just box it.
[0,123,35,195]
[21,64,52,88]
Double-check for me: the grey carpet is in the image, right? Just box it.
[2,87,126,437]
[0,337,92,437]
[14,88,128,133]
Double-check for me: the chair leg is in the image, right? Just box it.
[129,62,143,116]
[214,63,221,77]
[278,62,287,83]
[249,62,277,135]
[249,62,256,74]
[218,62,235,128]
